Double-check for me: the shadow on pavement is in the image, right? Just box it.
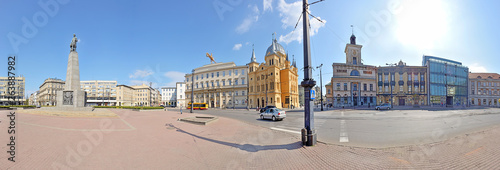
[166,123,302,152]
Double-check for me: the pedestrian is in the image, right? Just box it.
[180,107,182,114]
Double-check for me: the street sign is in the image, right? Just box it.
[311,90,316,100]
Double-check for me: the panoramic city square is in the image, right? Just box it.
[2,0,500,169]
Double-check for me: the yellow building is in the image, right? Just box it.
[38,78,64,106]
[376,60,428,106]
[248,38,299,109]
[116,84,161,107]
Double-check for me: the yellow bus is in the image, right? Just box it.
[186,103,208,110]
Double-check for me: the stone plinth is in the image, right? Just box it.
[57,51,86,108]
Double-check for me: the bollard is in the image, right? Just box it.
[301,128,307,145]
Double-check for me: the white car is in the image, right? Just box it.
[375,103,392,110]
[260,108,286,121]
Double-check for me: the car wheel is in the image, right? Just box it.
[260,115,264,120]
[387,107,390,110]
[376,108,379,110]
[272,116,276,121]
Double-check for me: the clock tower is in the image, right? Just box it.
[345,33,363,65]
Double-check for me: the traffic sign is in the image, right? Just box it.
[311,89,316,100]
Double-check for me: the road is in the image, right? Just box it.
[185,107,500,148]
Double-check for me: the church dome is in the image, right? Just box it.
[265,39,286,56]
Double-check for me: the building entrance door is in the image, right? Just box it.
[353,97,358,106]
[446,96,453,107]
[211,100,214,108]
[399,98,405,106]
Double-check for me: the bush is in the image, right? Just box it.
[0,105,36,108]
[93,106,164,110]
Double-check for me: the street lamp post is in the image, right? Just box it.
[191,69,194,113]
[301,0,317,146]
[316,64,323,111]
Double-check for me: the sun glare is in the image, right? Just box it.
[395,0,450,50]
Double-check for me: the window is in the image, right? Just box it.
[235,91,238,96]
[196,83,198,88]
[363,84,367,91]
[217,81,219,86]
[201,74,203,79]
[399,74,403,81]
[344,83,348,91]
[211,73,214,78]
[370,84,373,91]
[223,81,225,86]
[235,70,238,75]
[235,80,238,85]
[353,57,357,65]
[385,86,388,92]
[206,73,209,79]
[242,79,245,85]
[408,85,412,93]
[420,86,424,92]
[229,70,232,76]
[350,70,360,76]
[379,74,382,81]
[223,71,225,77]
[328,89,331,94]
[379,86,383,92]
[408,73,412,81]
[421,74,424,81]
[414,74,418,82]
[242,69,245,75]
[414,85,418,92]
[400,85,403,92]
[472,90,475,95]
[336,83,341,90]
[229,80,232,86]
[217,72,219,77]
[391,74,395,81]
[384,75,388,82]
[242,91,245,96]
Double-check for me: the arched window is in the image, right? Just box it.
[350,70,360,76]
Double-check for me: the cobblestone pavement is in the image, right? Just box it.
[0,109,499,169]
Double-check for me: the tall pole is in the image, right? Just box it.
[265,73,268,106]
[301,0,317,146]
[317,64,323,111]
[190,69,194,113]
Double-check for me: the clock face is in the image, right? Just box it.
[351,50,358,56]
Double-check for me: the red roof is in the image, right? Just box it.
[469,73,500,80]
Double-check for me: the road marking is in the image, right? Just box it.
[465,147,483,156]
[389,156,410,164]
[270,127,301,134]
[339,115,349,143]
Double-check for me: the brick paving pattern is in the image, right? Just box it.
[0,109,499,169]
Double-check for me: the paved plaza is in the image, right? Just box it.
[1,108,500,169]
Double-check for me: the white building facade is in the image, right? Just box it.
[161,87,176,107]
[185,62,248,109]
[176,82,186,108]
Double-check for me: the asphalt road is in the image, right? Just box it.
[186,108,500,148]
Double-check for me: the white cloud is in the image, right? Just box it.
[236,5,260,34]
[276,0,326,44]
[263,0,273,12]
[129,69,153,78]
[129,80,156,87]
[469,63,488,73]
[233,43,243,50]
[164,71,186,87]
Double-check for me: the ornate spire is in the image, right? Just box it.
[292,55,297,68]
[350,25,356,45]
[251,44,256,63]
[286,51,289,61]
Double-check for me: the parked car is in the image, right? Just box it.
[259,105,277,113]
[375,103,391,110]
[260,108,286,121]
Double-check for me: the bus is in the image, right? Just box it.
[186,103,208,110]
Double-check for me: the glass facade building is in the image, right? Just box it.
[422,56,468,106]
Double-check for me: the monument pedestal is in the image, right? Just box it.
[56,90,86,107]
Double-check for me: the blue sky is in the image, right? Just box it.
[1,0,500,97]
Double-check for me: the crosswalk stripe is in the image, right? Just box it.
[270,127,301,134]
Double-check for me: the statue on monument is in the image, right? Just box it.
[70,34,78,51]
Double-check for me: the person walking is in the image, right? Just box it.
[180,106,183,114]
